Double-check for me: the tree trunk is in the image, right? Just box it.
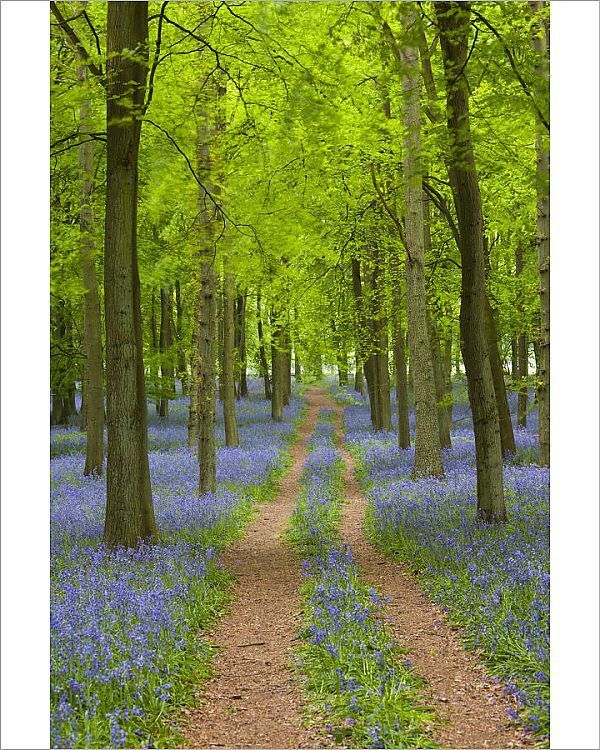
[193,81,223,494]
[235,292,248,397]
[515,244,528,426]
[351,257,372,404]
[365,248,391,431]
[442,334,453,429]
[390,248,410,448]
[270,311,284,422]
[159,285,174,417]
[103,1,157,547]
[530,0,550,466]
[436,0,505,521]
[483,292,516,456]
[511,338,519,385]
[282,324,291,406]
[257,290,271,399]
[222,271,239,446]
[174,279,187,395]
[293,308,302,382]
[187,290,200,448]
[428,314,452,449]
[197,261,217,494]
[354,365,364,395]
[401,12,444,475]
[78,60,104,475]
[150,290,159,413]
[217,282,224,401]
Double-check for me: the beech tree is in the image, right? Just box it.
[436,1,506,522]
[103,0,157,546]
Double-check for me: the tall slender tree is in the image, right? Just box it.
[222,269,239,446]
[436,0,505,521]
[78,59,104,475]
[401,5,444,476]
[103,0,157,546]
[530,0,550,466]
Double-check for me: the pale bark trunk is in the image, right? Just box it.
[428,314,452,449]
[436,1,505,521]
[222,271,239,446]
[442,334,453,429]
[78,60,104,475]
[270,311,284,422]
[158,285,174,417]
[257,290,271,399]
[235,292,248,398]
[515,244,528,426]
[197,261,217,494]
[483,292,516,455]
[530,0,550,466]
[103,1,157,547]
[174,280,187,395]
[193,91,222,494]
[187,290,200,448]
[402,11,443,475]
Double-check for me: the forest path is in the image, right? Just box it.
[184,390,333,750]
[324,389,533,750]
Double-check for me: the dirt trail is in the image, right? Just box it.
[184,392,333,750]
[323,389,533,750]
[185,387,534,750]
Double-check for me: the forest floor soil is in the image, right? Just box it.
[184,393,332,750]
[324,388,535,750]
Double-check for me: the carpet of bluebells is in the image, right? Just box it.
[51,381,303,749]
[289,409,435,749]
[332,381,550,740]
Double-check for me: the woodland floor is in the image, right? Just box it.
[183,388,534,750]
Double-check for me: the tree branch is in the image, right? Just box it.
[50,1,103,79]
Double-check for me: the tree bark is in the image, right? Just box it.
[442,334,453,429]
[436,1,505,521]
[282,323,291,406]
[401,11,443,475]
[193,81,223,494]
[174,279,187,395]
[103,1,157,547]
[483,292,516,455]
[222,271,239,446]
[270,311,285,422]
[78,60,104,475]
[515,244,528,426]
[428,314,452,449]
[217,282,224,401]
[257,290,271,399]
[197,261,217,493]
[235,292,248,397]
[530,0,550,465]
[158,285,174,417]
[390,248,411,449]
